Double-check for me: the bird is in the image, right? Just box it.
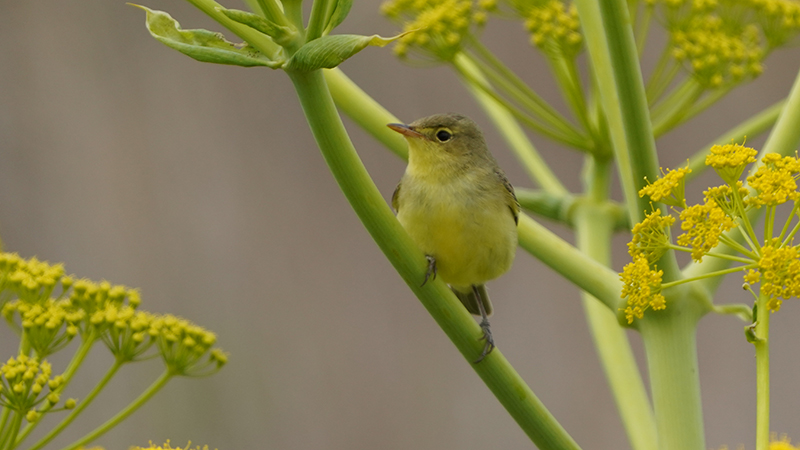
[388,113,519,363]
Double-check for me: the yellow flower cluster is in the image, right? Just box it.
[639,166,691,207]
[153,314,227,376]
[0,355,67,417]
[381,0,492,60]
[703,182,748,218]
[0,253,65,303]
[628,209,675,265]
[744,0,800,47]
[677,198,736,262]
[756,242,800,311]
[2,299,83,357]
[705,142,758,184]
[620,255,666,324]
[670,15,763,88]
[522,0,582,56]
[745,153,800,207]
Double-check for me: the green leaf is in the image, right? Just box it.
[219,8,296,48]
[285,33,407,72]
[132,4,281,68]
[323,0,353,35]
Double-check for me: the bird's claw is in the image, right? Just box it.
[421,255,437,287]
[474,318,495,364]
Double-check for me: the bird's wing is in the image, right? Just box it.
[392,181,401,212]
[496,169,519,224]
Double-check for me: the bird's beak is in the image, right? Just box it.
[387,123,428,140]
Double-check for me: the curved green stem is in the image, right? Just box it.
[574,199,657,450]
[454,54,568,193]
[287,68,581,449]
[651,80,705,136]
[27,360,124,450]
[61,371,172,450]
[1,413,22,450]
[14,333,98,446]
[754,293,770,450]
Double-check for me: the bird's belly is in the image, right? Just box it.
[397,197,517,287]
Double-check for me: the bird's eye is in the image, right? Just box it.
[436,129,453,142]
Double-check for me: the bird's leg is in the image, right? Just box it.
[421,255,437,287]
[473,285,494,363]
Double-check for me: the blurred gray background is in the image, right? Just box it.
[2,1,800,449]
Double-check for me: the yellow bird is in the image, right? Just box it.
[388,113,519,362]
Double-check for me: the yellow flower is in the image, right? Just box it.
[639,166,691,207]
[620,255,666,324]
[677,198,735,262]
[522,1,583,56]
[705,142,758,184]
[770,434,800,450]
[746,153,800,207]
[703,181,748,218]
[757,242,800,311]
[628,209,676,264]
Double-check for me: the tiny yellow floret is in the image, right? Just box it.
[705,143,758,183]
[639,166,691,207]
[620,255,666,324]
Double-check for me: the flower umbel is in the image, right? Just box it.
[628,209,675,264]
[639,166,691,207]
[620,255,666,324]
[705,142,758,184]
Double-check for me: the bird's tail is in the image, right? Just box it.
[451,284,493,317]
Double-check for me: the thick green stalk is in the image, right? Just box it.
[62,371,172,450]
[574,201,657,450]
[322,69,407,159]
[287,68,581,449]
[27,360,124,450]
[639,288,707,450]
[573,0,662,228]
[1,413,21,450]
[453,54,568,194]
[754,294,770,450]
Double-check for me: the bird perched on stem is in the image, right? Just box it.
[388,113,519,363]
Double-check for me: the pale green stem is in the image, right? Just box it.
[647,53,681,105]
[287,68,581,449]
[669,86,733,131]
[574,200,657,450]
[27,360,124,450]
[777,203,799,242]
[184,0,284,57]
[639,293,707,450]
[754,294,771,450]
[1,413,22,450]
[574,0,664,229]
[305,0,333,41]
[61,371,172,450]
[282,0,304,31]
[255,0,292,27]
[322,69,407,159]
[717,235,758,259]
[453,54,568,194]
[651,80,704,136]
[712,303,752,321]
[685,100,784,180]
[634,4,654,56]
[468,39,580,136]
[14,333,98,446]
[663,264,756,290]
[453,58,591,149]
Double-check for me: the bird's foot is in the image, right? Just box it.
[474,317,495,364]
[421,255,437,287]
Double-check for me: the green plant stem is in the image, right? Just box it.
[651,80,704,136]
[455,54,591,149]
[574,200,657,450]
[287,68,581,449]
[14,333,98,446]
[547,53,595,143]
[454,54,568,193]
[754,293,770,450]
[639,290,707,450]
[1,413,21,450]
[685,100,784,180]
[305,0,333,41]
[574,0,661,225]
[61,371,172,450]
[634,4,654,56]
[322,69,407,159]
[27,360,124,450]
[468,39,580,137]
[184,0,284,57]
